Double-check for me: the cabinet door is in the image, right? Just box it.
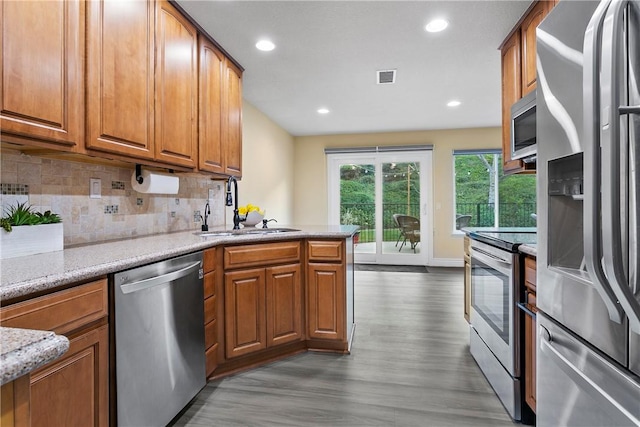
[501,30,524,174]
[30,324,109,427]
[86,0,155,159]
[224,268,266,358]
[525,309,537,413]
[198,36,226,174]
[223,61,243,177]
[520,1,548,96]
[154,0,198,168]
[266,264,302,347]
[0,0,83,149]
[307,263,345,341]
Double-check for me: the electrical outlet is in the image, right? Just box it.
[194,210,201,222]
[209,188,215,200]
[90,178,101,199]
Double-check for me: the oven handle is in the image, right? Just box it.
[470,247,512,277]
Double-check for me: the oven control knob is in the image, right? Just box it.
[540,325,552,343]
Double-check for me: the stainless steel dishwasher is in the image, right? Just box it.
[113,251,205,427]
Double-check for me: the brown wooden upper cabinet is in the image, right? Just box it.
[0,0,84,151]
[499,0,555,175]
[86,0,156,161]
[154,0,198,168]
[198,36,243,178]
[87,0,198,169]
[223,61,243,177]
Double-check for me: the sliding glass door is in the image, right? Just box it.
[328,150,433,265]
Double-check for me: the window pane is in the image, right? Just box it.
[454,153,536,229]
[340,164,375,252]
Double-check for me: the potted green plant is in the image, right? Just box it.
[1,202,63,259]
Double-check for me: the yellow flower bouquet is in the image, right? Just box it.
[238,204,265,227]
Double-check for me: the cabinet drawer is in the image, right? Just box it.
[203,248,217,273]
[525,257,537,292]
[0,279,108,335]
[224,241,300,269]
[307,240,343,262]
[204,272,216,299]
[204,295,216,324]
[205,343,218,377]
[205,318,217,349]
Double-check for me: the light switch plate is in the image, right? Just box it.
[90,178,101,199]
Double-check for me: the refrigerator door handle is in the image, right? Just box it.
[583,0,625,324]
[600,0,640,334]
[619,105,640,115]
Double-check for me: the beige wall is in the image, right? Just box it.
[232,101,295,226]
[292,127,502,262]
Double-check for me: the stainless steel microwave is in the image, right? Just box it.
[510,91,536,162]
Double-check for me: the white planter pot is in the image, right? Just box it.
[0,223,64,259]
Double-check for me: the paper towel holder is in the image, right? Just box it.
[135,164,144,184]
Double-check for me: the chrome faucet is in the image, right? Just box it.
[201,201,211,231]
[226,176,241,229]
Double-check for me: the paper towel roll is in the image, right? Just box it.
[131,170,179,194]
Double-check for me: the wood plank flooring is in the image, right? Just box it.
[171,268,516,426]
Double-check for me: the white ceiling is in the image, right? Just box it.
[176,1,532,136]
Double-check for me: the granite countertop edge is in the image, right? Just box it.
[1,328,70,385]
[519,244,538,257]
[1,225,359,301]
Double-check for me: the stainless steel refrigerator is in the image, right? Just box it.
[536,0,640,425]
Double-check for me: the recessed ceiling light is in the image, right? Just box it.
[317,108,330,114]
[255,40,275,51]
[447,100,461,107]
[425,19,449,33]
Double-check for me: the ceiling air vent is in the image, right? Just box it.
[377,69,396,84]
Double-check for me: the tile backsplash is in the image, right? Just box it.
[0,149,225,246]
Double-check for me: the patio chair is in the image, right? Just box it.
[456,214,472,230]
[393,214,420,253]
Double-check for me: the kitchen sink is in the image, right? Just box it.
[197,228,300,237]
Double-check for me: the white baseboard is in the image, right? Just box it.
[429,257,464,268]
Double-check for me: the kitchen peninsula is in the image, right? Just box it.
[0,225,357,426]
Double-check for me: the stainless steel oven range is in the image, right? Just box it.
[467,231,535,422]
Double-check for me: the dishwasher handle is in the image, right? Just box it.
[120,261,202,294]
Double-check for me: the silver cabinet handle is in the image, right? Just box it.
[583,0,624,324]
[600,0,640,334]
[120,261,202,294]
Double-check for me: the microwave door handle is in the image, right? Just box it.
[583,0,625,324]
[601,0,640,334]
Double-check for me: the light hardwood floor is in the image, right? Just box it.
[171,268,516,426]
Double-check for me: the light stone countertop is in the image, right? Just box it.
[0,225,358,383]
[1,224,359,301]
[1,327,69,385]
[519,243,537,257]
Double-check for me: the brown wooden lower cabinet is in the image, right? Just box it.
[524,305,537,413]
[523,255,537,414]
[266,264,303,347]
[0,375,30,427]
[224,268,267,358]
[224,263,303,359]
[30,325,109,427]
[307,262,345,341]
[0,278,109,427]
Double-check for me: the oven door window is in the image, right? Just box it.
[471,257,510,344]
